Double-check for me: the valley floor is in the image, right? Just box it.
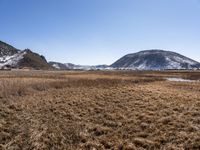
[0,70,200,150]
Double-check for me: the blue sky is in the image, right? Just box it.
[0,0,200,65]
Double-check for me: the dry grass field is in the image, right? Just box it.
[0,70,200,150]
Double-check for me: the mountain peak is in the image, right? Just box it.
[0,41,20,57]
[0,40,52,69]
[112,50,200,70]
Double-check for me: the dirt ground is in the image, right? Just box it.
[0,70,200,150]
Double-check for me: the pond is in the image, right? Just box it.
[166,77,199,83]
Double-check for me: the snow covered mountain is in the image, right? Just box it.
[111,50,200,70]
[0,41,51,69]
[49,61,110,70]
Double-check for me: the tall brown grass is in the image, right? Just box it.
[0,70,200,149]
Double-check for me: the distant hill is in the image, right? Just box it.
[49,61,110,70]
[111,50,200,70]
[49,62,73,70]
[0,41,52,69]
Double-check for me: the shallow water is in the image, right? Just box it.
[166,77,198,82]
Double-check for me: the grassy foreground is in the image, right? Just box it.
[0,70,200,150]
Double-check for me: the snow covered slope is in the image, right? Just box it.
[0,51,27,68]
[111,50,200,70]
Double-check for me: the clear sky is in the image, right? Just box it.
[0,0,200,65]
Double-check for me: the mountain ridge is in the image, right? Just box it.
[1,40,199,70]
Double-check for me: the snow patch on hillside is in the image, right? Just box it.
[0,51,26,68]
[52,64,60,69]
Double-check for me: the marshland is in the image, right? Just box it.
[0,70,200,150]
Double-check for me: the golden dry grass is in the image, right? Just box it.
[0,70,200,150]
